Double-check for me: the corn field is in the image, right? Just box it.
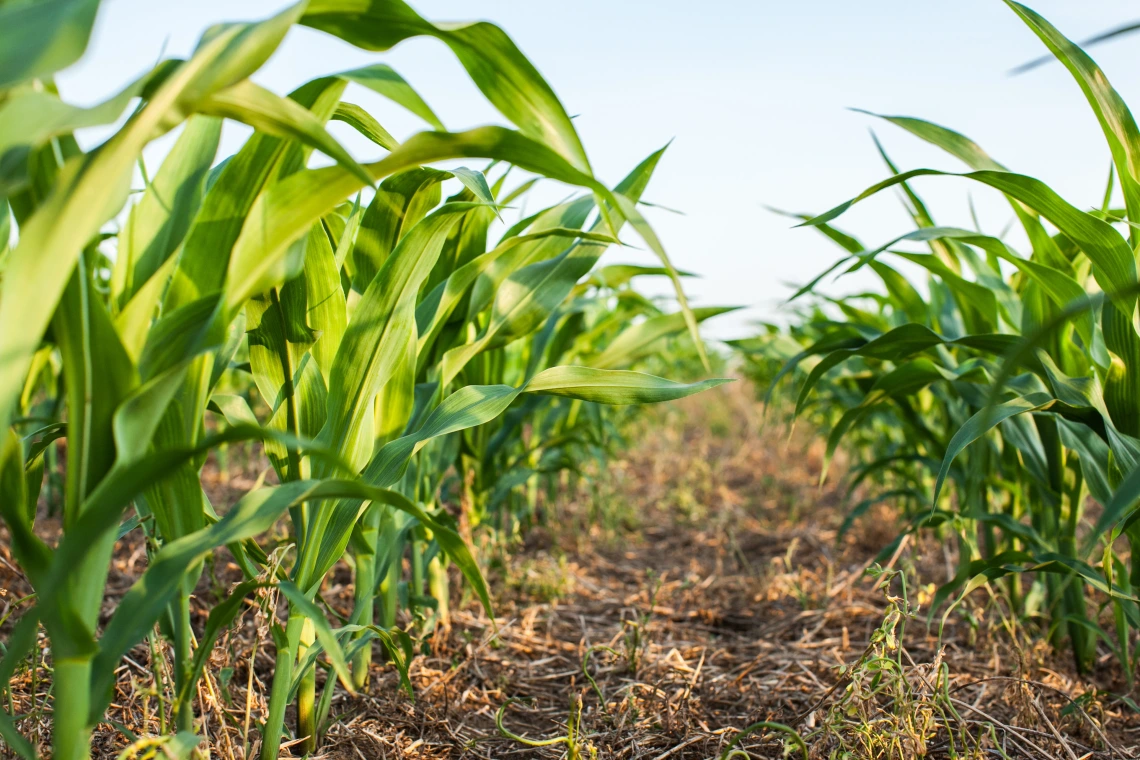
[3,1,1140,759]
[0,0,731,756]
[740,0,1140,700]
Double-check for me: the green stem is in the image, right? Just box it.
[53,657,93,760]
[1061,455,1092,671]
[260,612,304,760]
[1007,486,1023,613]
[173,587,194,733]
[268,288,302,487]
[411,538,425,616]
[428,555,450,628]
[351,552,375,690]
[297,617,317,755]
[379,556,399,630]
[1126,524,1140,680]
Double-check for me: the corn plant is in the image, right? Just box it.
[338,160,736,694]
[0,1,728,758]
[741,1,1140,679]
[222,155,728,757]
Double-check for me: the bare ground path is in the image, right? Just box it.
[2,384,1138,758]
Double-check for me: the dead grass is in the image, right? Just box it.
[2,382,1138,758]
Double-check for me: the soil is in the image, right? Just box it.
[2,383,1138,758]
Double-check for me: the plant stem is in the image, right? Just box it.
[260,612,304,760]
[174,586,194,733]
[351,551,375,690]
[428,555,450,629]
[411,538,425,615]
[297,616,317,755]
[268,288,302,487]
[53,657,93,760]
[379,557,399,630]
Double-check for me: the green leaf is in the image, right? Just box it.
[0,0,101,89]
[853,110,1005,171]
[317,203,472,464]
[163,733,202,760]
[0,431,51,585]
[198,78,372,185]
[0,67,161,195]
[1092,465,1140,545]
[336,63,442,130]
[0,708,36,760]
[589,306,739,370]
[302,0,589,171]
[612,192,710,370]
[804,168,1137,303]
[366,368,729,487]
[333,102,399,151]
[89,480,334,718]
[1005,1,1140,227]
[163,74,345,313]
[820,358,976,483]
[0,1,306,437]
[790,323,1018,417]
[448,166,496,206]
[933,393,1057,506]
[525,366,732,405]
[586,264,695,290]
[112,115,221,314]
[415,228,617,364]
[278,582,356,695]
[350,167,450,291]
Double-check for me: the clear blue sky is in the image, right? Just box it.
[59,1,1140,338]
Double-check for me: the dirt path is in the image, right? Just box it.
[311,385,1139,759]
[2,385,1137,758]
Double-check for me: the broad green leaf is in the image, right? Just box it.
[0,0,100,89]
[933,392,1057,506]
[163,74,346,312]
[0,68,160,195]
[336,63,442,130]
[1006,1,1140,227]
[333,101,399,150]
[853,109,1005,171]
[0,1,306,436]
[302,0,589,171]
[112,115,222,311]
[304,223,349,382]
[415,228,617,365]
[366,368,730,486]
[804,167,1137,304]
[524,366,732,405]
[613,193,709,369]
[1091,461,1140,544]
[220,126,614,321]
[198,78,372,185]
[351,167,449,291]
[318,203,472,463]
[88,479,354,718]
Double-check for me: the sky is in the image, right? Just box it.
[58,0,1140,339]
